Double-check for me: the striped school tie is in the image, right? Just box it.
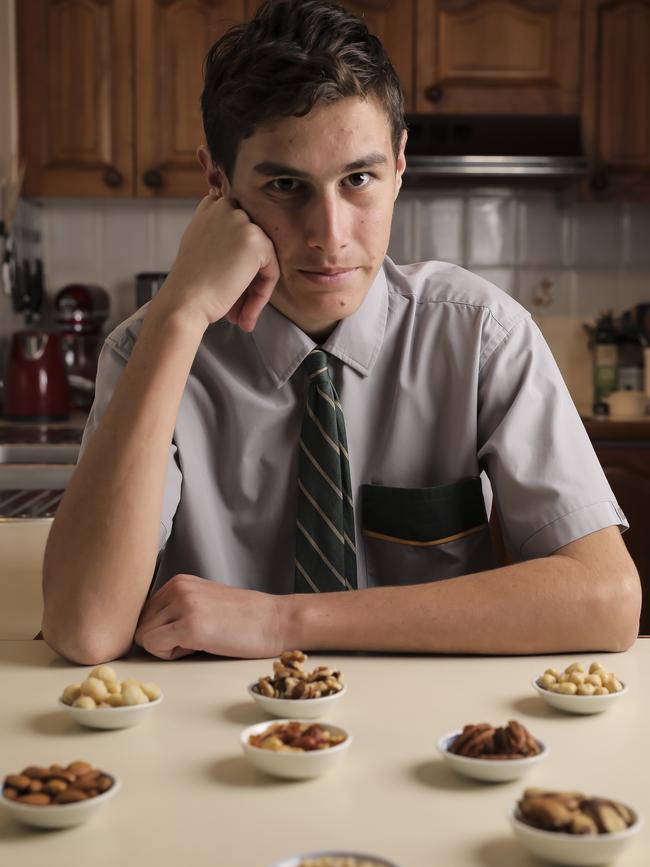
[294,349,357,593]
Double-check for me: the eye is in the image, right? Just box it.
[267,178,303,194]
[344,172,372,188]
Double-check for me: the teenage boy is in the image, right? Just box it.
[42,0,641,664]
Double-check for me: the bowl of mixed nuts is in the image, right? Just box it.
[437,720,548,782]
[1,761,119,828]
[533,660,626,715]
[509,788,642,865]
[240,719,351,780]
[248,651,346,719]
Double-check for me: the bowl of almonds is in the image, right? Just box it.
[58,665,163,729]
[1,761,119,828]
[248,651,346,719]
[437,720,548,782]
[533,660,626,715]
[509,788,642,865]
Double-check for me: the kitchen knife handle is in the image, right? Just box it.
[103,166,124,188]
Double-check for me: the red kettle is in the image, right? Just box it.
[4,329,70,421]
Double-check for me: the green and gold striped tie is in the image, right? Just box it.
[294,349,357,593]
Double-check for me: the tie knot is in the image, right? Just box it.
[303,349,331,384]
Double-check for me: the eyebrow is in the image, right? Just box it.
[253,152,388,178]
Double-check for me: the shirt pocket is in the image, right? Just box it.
[361,476,496,586]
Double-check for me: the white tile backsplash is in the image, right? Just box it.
[8,189,645,344]
[467,195,516,266]
[569,202,623,266]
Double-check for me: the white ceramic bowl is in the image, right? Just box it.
[240,719,351,780]
[247,682,347,719]
[58,694,163,729]
[509,802,643,866]
[271,852,398,867]
[0,774,120,829]
[532,678,627,715]
[437,730,548,782]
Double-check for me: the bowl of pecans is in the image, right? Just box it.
[437,720,548,782]
[1,761,119,828]
[533,660,626,715]
[240,719,352,780]
[248,651,346,719]
[509,788,643,865]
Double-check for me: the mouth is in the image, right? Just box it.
[297,267,359,286]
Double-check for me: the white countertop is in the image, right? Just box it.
[0,518,51,639]
[0,640,648,866]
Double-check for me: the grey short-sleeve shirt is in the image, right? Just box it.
[81,257,627,594]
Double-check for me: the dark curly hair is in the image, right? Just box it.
[201,0,405,179]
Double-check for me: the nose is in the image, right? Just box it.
[303,190,350,254]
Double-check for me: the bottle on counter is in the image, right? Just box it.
[592,309,618,414]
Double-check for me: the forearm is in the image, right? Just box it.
[283,551,640,655]
[42,302,205,664]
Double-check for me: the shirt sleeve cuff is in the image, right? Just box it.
[519,500,629,559]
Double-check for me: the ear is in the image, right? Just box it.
[196,144,229,196]
[394,128,407,198]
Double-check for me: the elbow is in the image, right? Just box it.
[596,562,642,652]
[41,618,131,666]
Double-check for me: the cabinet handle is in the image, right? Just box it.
[425,83,444,104]
[143,169,164,189]
[589,172,609,192]
[103,166,123,188]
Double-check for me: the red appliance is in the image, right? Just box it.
[4,329,70,421]
[54,283,110,408]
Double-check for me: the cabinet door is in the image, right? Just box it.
[135,0,247,198]
[415,0,581,115]
[18,0,134,197]
[582,0,650,200]
[594,445,650,635]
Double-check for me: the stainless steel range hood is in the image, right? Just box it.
[403,115,590,182]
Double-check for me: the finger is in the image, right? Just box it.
[237,264,280,332]
[135,600,175,643]
[138,619,191,658]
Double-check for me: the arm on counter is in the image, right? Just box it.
[41,194,279,665]
[132,524,641,660]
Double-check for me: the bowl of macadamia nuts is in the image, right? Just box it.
[271,853,399,867]
[240,719,351,780]
[1,761,119,829]
[58,665,163,729]
[249,651,346,719]
[437,720,548,782]
[533,661,626,714]
[509,788,643,865]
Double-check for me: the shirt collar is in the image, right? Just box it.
[251,265,389,388]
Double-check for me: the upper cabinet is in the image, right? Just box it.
[18,0,134,197]
[414,0,582,115]
[582,0,650,200]
[18,0,247,198]
[135,0,247,197]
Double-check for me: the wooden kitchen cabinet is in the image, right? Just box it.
[18,0,247,198]
[586,421,650,636]
[414,0,582,115]
[18,0,135,197]
[582,0,650,201]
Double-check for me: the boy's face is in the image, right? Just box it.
[203,97,406,338]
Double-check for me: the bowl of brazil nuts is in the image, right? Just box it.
[241,719,351,780]
[1,761,119,828]
[248,651,346,720]
[509,788,643,865]
[271,854,399,867]
[533,660,626,715]
[437,720,548,782]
